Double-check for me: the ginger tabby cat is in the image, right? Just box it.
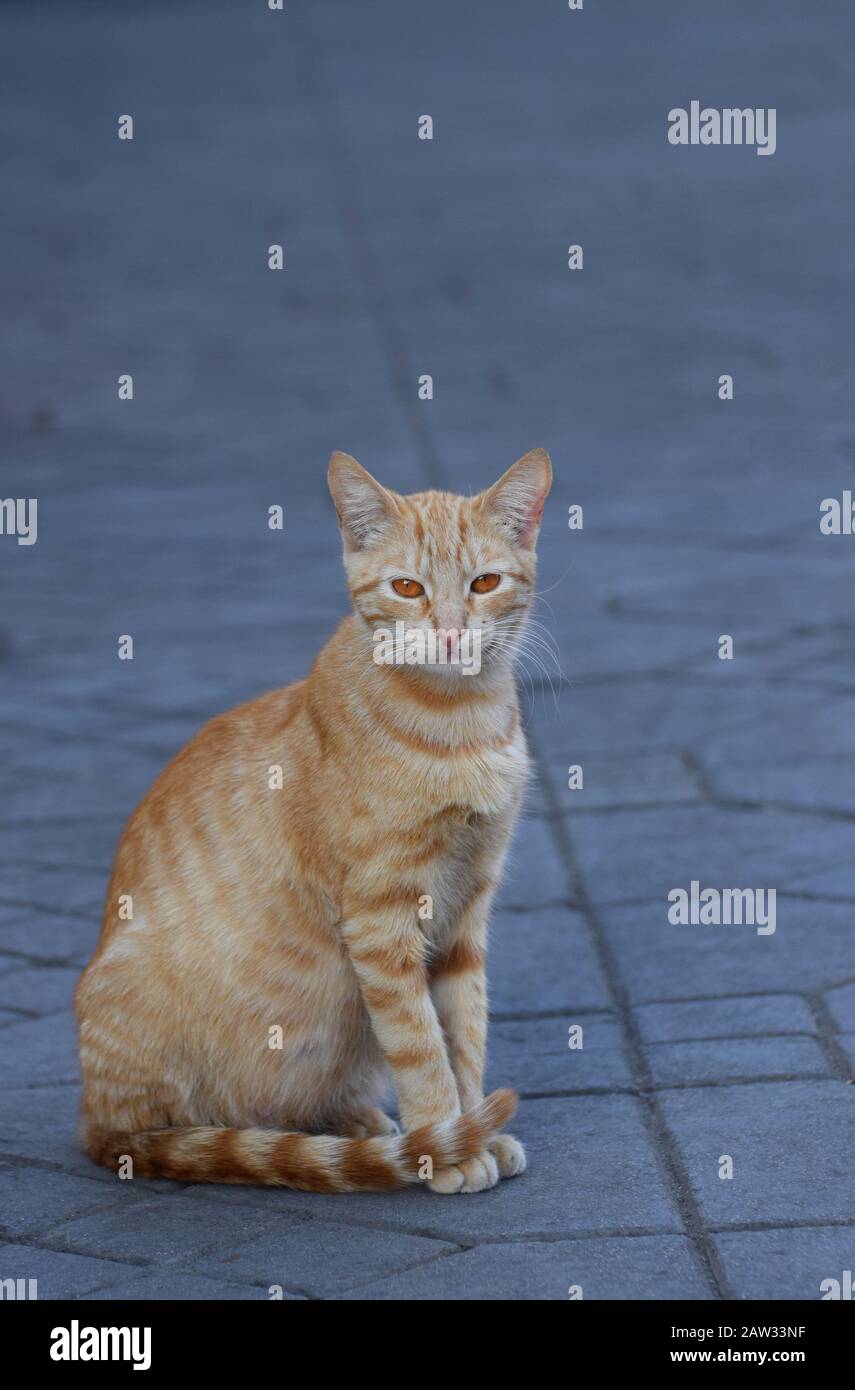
[76,448,552,1194]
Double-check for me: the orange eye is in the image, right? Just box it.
[391,578,425,598]
[471,573,501,594]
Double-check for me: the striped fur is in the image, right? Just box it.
[76,450,551,1194]
[85,1089,516,1193]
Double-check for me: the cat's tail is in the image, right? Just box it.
[84,1088,517,1192]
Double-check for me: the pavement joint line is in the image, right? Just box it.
[492,897,579,915]
[1,1189,155,1240]
[551,793,855,825]
[518,1073,840,1100]
[0,858,111,875]
[546,887,855,911]
[491,1006,613,1022]
[776,891,855,905]
[709,1218,855,1234]
[545,800,705,817]
[0,1151,118,1177]
[9,1234,153,1269]
[171,1206,685,1247]
[521,1087,639,1101]
[0,952,89,968]
[189,1243,475,1300]
[644,1073,835,1093]
[680,749,717,801]
[295,2,450,493]
[620,986,846,1006]
[529,739,735,1301]
[65,1268,302,1303]
[803,991,855,1082]
[552,671,855,695]
[27,1226,298,1272]
[0,898,95,923]
[643,1031,822,1047]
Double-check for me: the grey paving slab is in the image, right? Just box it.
[40,1195,306,1266]
[0,1012,79,1087]
[531,681,855,765]
[0,1242,138,1300]
[0,1085,122,1177]
[782,865,855,898]
[0,915,96,966]
[597,897,855,1001]
[703,754,855,817]
[191,1219,458,1299]
[713,1226,855,1302]
[646,1036,829,1088]
[659,1081,855,1227]
[0,1082,84,1164]
[686,628,855,688]
[540,751,701,811]
[0,1165,133,1240]
[487,1015,630,1095]
[498,814,571,909]
[566,805,855,910]
[488,904,610,1014]
[0,965,79,1016]
[634,995,817,1044]
[337,1234,711,1301]
[79,1271,300,1300]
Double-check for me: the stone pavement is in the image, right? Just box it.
[1,0,854,1300]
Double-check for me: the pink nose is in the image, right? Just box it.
[445,628,460,655]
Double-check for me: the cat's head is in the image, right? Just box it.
[328,450,552,677]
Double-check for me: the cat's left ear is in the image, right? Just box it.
[477,448,552,548]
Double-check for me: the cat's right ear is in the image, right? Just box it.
[328,453,400,552]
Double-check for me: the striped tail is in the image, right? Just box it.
[84,1089,517,1192]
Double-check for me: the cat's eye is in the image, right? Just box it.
[391,578,425,598]
[471,573,501,594]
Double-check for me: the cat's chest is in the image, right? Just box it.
[410,723,529,819]
[418,803,515,927]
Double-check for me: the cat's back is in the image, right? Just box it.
[85,679,314,966]
[131,678,309,825]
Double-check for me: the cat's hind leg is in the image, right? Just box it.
[333,1106,400,1139]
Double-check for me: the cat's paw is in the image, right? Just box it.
[488,1132,526,1178]
[426,1150,500,1194]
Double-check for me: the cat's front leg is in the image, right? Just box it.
[342,900,505,1193]
[341,898,461,1135]
[430,873,526,1184]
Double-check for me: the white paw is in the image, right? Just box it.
[427,1150,500,1194]
[488,1133,526,1178]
